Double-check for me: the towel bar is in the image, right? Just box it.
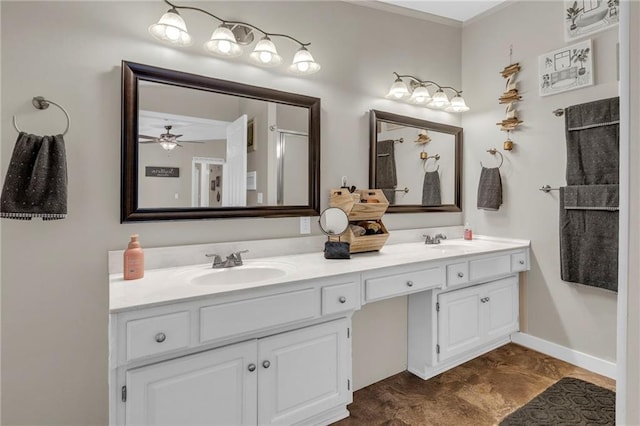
[539,185,560,193]
[394,187,409,193]
[13,96,70,136]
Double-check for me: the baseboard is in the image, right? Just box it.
[511,332,616,380]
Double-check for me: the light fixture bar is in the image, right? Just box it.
[387,72,469,112]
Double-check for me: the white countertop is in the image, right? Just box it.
[109,236,530,313]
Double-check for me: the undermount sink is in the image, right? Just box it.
[426,239,497,253]
[188,261,296,286]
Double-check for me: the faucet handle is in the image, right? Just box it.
[231,250,249,265]
[205,253,223,268]
[435,233,447,240]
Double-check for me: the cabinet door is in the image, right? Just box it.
[437,286,483,362]
[258,319,350,425]
[126,340,257,426]
[485,277,519,340]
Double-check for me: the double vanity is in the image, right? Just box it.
[109,232,530,425]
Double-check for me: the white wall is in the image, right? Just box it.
[0,2,462,424]
[462,1,619,362]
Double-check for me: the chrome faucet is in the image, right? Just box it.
[423,233,447,245]
[206,250,249,268]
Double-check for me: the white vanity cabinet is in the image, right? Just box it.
[407,249,527,380]
[437,275,518,362]
[124,319,350,426]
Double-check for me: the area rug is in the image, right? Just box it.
[500,377,615,425]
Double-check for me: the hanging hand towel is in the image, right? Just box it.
[1,132,67,220]
[422,170,441,206]
[477,167,502,210]
[376,139,397,204]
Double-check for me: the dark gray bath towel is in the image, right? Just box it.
[376,139,397,203]
[0,132,67,220]
[422,170,441,206]
[560,186,618,291]
[565,97,619,185]
[477,167,502,210]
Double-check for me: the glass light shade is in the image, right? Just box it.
[249,36,282,67]
[428,89,450,109]
[445,95,470,112]
[288,47,321,75]
[159,140,178,151]
[409,85,432,104]
[204,26,243,57]
[386,78,409,99]
[148,8,192,47]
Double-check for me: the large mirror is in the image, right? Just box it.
[121,61,320,222]
[369,110,462,213]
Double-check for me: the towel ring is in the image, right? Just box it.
[423,154,440,172]
[480,148,504,168]
[13,96,70,136]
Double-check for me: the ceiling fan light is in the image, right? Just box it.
[204,25,243,57]
[386,77,409,99]
[428,89,450,109]
[149,8,192,47]
[249,36,282,67]
[409,85,431,105]
[288,47,321,75]
[159,140,178,151]
[445,95,470,112]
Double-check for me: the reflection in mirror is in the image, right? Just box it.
[318,207,349,236]
[121,61,320,222]
[369,110,462,213]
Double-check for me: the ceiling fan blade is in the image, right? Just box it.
[179,140,207,144]
[138,134,157,139]
[139,140,158,144]
[173,134,183,139]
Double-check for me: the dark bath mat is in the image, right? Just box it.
[500,377,615,425]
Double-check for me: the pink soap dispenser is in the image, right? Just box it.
[124,234,144,280]
[464,222,473,240]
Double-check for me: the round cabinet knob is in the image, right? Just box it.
[457,272,464,278]
[407,281,414,287]
[154,332,166,343]
[248,364,257,372]
[262,360,271,369]
[519,260,525,265]
[339,296,347,304]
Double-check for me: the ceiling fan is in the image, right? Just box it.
[139,125,206,151]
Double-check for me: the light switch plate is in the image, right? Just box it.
[300,217,311,234]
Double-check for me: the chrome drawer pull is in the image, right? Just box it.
[154,332,166,343]
[457,272,464,278]
[339,296,347,304]
[248,364,257,372]
[262,360,271,369]
[407,281,414,287]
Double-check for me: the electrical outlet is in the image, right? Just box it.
[300,217,311,234]
[257,192,263,204]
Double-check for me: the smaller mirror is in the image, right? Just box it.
[319,207,350,259]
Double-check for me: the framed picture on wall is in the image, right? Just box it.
[538,39,593,97]
[565,0,618,41]
[247,118,256,152]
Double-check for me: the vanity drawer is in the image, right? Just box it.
[469,255,511,282]
[365,266,442,302]
[200,288,318,343]
[126,311,190,361]
[446,262,469,287]
[511,252,528,272]
[322,281,360,316]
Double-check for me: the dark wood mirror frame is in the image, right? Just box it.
[121,61,321,222]
[369,109,462,213]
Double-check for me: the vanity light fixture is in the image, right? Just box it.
[386,72,469,112]
[149,0,321,75]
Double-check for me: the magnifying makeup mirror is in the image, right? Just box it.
[319,207,350,259]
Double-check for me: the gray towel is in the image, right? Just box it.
[477,167,502,210]
[1,132,67,220]
[422,170,441,206]
[563,184,618,210]
[376,139,397,203]
[560,186,618,291]
[565,97,619,185]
